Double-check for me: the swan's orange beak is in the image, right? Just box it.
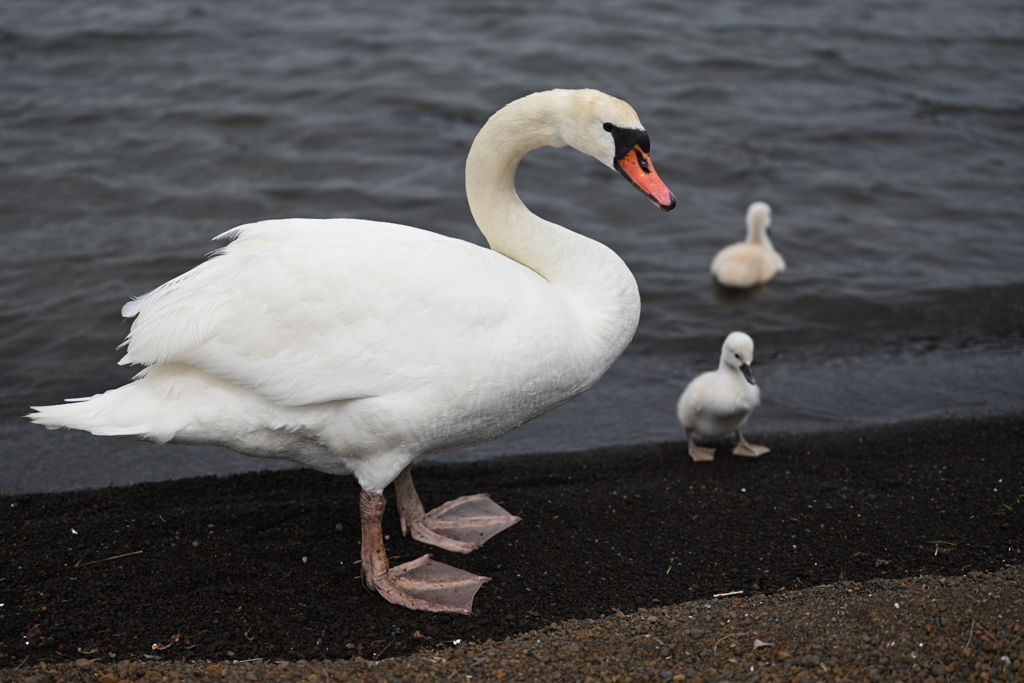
[615,146,676,212]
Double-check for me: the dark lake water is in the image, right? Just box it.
[2,0,1023,494]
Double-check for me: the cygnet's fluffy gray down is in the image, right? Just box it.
[710,202,785,288]
[676,331,769,462]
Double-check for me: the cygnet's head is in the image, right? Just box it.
[745,201,772,238]
[553,89,676,211]
[721,331,757,385]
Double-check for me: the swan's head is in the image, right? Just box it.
[555,90,676,212]
[746,201,772,237]
[721,331,757,385]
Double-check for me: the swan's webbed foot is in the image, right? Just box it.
[733,431,769,458]
[687,429,716,462]
[360,490,489,614]
[395,466,520,554]
[371,554,490,615]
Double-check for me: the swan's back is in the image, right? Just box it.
[117,218,601,409]
[710,242,785,289]
[676,370,714,429]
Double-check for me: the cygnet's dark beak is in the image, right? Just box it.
[740,363,757,385]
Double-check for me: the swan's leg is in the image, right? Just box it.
[394,465,520,554]
[687,428,716,462]
[360,489,489,614]
[732,431,770,457]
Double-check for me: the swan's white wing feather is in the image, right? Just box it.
[121,295,149,319]
[119,218,560,407]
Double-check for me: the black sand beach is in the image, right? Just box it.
[2,415,1022,681]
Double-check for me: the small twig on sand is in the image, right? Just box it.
[13,655,29,671]
[713,632,747,654]
[74,550,143,568]
[975,622,996,639]
[962,618,975,655]
[373,639,395,661]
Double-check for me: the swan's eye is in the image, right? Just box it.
[603,122,617,133]
[734,353,742,360]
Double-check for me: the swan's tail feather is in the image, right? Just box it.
[28,386,175,443]
[26,363,305,451]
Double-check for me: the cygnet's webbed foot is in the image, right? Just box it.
[373,554,490,615]
[360,490,490,614]
[733,431,770,458]
[687,429,716,462]
[395,466,520,554]
[688,443,717,462]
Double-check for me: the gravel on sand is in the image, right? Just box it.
[3,568,1022,682]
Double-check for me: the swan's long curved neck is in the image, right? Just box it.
[464,91,640,357]
[466,93,580,280]
[747,221,774,250]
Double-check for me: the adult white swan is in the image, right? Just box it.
[29,89,676,614]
